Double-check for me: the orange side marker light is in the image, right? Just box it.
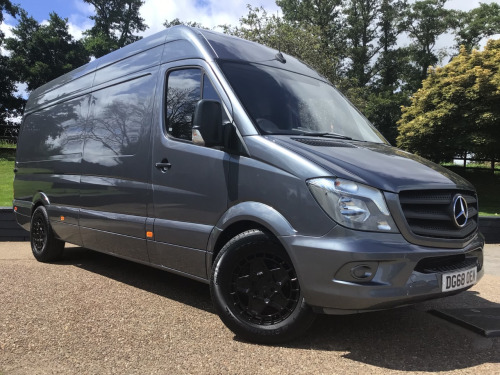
[146,231,153,238]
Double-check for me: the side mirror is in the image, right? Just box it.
[192,99,223,147]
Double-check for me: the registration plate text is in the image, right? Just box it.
[441,267,477,292]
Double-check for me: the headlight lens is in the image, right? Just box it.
[307,178,398,232]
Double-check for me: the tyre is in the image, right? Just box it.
[210,229,316,344]
[30,206,65,262]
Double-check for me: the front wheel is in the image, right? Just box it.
[210,229,315,344]
[30,206,64,262]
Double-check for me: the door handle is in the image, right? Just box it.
[155,160,172,172]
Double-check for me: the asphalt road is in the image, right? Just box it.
[1,242,499,374]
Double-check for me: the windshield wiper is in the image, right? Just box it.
[296,131,353,140]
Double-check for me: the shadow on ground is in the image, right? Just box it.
[58,246,213,313]
[59,246,500,372]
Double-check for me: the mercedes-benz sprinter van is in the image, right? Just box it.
[13,26,484,343]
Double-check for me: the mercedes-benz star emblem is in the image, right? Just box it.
[452,195,468,228]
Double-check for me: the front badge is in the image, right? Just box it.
[452,195,468,228]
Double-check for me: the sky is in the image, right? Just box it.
[3,0,499,43]
[2,0,282,40]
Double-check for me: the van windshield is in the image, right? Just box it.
[218,61,386,143]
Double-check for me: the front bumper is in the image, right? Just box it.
[280,225,484,314]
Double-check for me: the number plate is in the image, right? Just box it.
[441,267,477,292]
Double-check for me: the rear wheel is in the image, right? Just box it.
[30,206,64,262]
[210,229,315,344]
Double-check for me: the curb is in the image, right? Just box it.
[479,217,500,244]
[0,207,29,241]
[1,207,499,244]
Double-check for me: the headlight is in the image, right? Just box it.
[307,178,398,232]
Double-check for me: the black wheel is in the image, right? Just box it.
[210,229,315,344]
[30,206,64,262]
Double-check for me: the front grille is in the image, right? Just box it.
[291,138,356,148]
[399,189,478,239]
[415,255,479,274]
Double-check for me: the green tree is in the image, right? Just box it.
[397,40,500,164]
[163,18,206,29]
[374,0,407,90]
[222,6,339,85]
[402,0,452,92]
[361,0,410,144]
[452,3,500,53]
[0,55,24,128]
[5,11,90,91]
[83,0,147,58]
[344,0,381,87]
[1,0,16,40]
[1,1,24,128]
[276,0,345,84]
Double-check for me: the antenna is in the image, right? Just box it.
[275,52,286,64]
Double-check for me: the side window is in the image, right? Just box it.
[166,69,201,140]
[166,68,222,141]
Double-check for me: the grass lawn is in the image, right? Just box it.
[0,146,16,207]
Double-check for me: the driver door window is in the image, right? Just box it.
[166,68,220,141]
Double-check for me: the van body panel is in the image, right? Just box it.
[80,226,149,262]
[26,61,97,113]
[50,205,82,245]
[17,94,89,165]
[160,39,202,63]
[153,218,213,250]
[79,208,147,239]
[202,30,325,81]
[79,67,158,250]
[146,59,234,274]
[281,227,484,311]
[212,201,298,239]
[270,136,474,193]
[164,27,216,63]
[94,29,169,72]
[148,242,207,279]
[93,46,163,88]
[150,61,229,266]
[224,152,335,237]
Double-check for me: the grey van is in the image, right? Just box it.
[13,26,484,343]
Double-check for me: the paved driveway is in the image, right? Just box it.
[1,242,499,374]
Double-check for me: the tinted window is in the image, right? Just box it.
[218,62,385,143]
[166,69,221,141]
[166,69,201,140]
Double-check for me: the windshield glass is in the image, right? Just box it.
[219,61,386,143]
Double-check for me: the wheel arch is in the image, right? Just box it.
[206,201,297,276]
[31,192,50,214]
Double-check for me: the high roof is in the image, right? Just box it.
[26,25,325,114]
